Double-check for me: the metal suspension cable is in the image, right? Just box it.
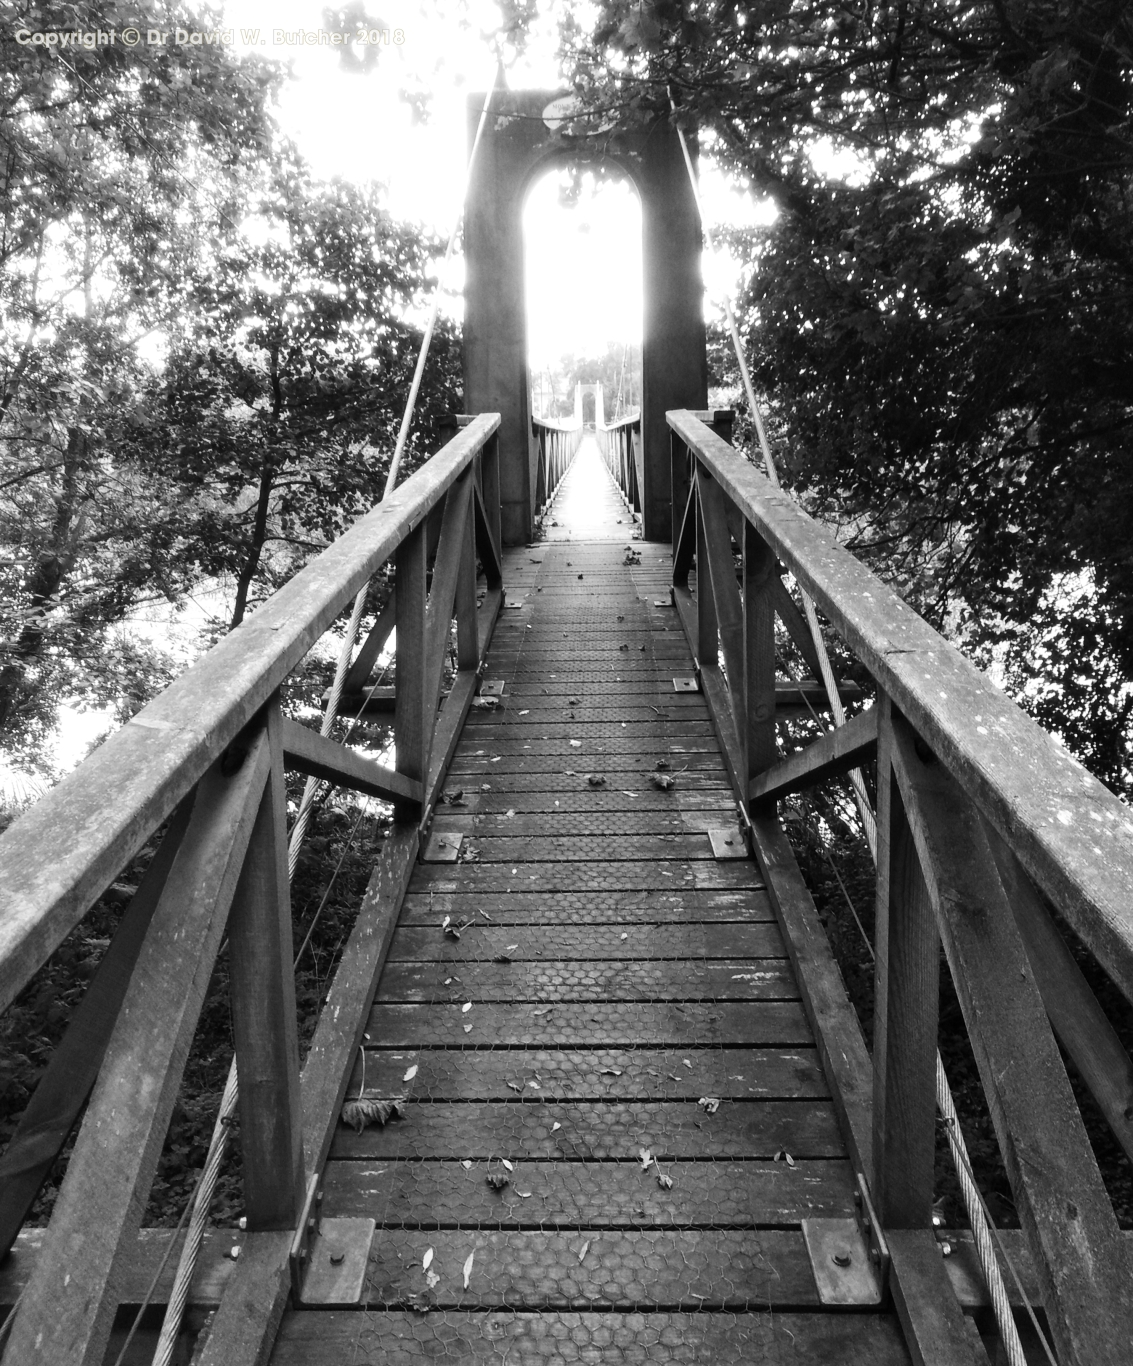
[668,104,1028,1364]
[149,65,505,1366]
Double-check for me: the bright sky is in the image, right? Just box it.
[219,0,776,356]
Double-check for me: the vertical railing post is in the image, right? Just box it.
[227,694,305,1230]
[872,695,940,1227]
[455,489,479,670]
[394,522,428,821]
[482,431,501,560]
[671,431,691,560]
[694,465,717,671]
[743,523,778,799]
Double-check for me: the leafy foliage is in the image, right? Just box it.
[559,0,1133,795]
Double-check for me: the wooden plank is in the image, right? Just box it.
[744,523,778,783]
[987,826,1133,1165]
[0,796,192,1260]
[329,1098,845,1160]
[748,816,874,1181]
[280,715,422,803]
[455,486,479,669]
[889,714,1133,1366]
[769,572,824,678]
[4,730,272,1366]
[667,407,1133,1008]
[352,1047,831,1102]
[398,888,772,925]
[423,472,473,717]
[394,523,428,820]
[365,1001,812,1047]
[227,698,304,1231]
[271,1309,914,1365]
[374,958,796,1002]
[887,1229,988,1366]
[386,922,785,961]
[872,702,939,1227]
[749,704,878,806]
[695,469,745,729]
[195,823,420,1366]
[0,412,500,1015]
[321,1157,855,1226]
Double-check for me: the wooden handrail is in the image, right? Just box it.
[531,414,582,518]
[667,408,1133,1001]
[666,407,1133,1366]
[0,413,501,1014]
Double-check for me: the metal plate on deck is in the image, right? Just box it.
[708,829,748,860]
[295,1217,375,1307]
[423,832,463,862]
[480,680,505,697]
[802,1217,883,1306]
[672,677,699,692]
[505,599,526,609]
[654,599,672,607]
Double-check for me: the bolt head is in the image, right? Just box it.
[832,1251,852,1267]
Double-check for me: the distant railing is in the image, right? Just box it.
[597,410,641,517]
[0,413,505,1365]
[667,408,1133,1365]
[531,412,582,517]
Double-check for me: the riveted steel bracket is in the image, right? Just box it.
[480,679,505,697]
[672,677,699,692]
[708,828,749,860]
[423,831,463,862]
[802,1217,883,1306]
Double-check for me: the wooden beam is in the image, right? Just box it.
[423,472,473,719]
[0,796,193,1260]
[890,714,1133,1366]
[0,411,501,1016]
[695,468,745,726]
[227,697,304,1231]
[454,480,479,670]
[341,593,395,694]
[280,716,421,804]
[393,523,428,821]
[744,523,778,784]
[749,705,878,806]
[986,826,1133,1167]
[769,572,824,679]
[195,822,422,1366]
[667,407,1133,1010]
[5,731,272,1366]
[886,1230,988,1366]
[872,700,939,1228]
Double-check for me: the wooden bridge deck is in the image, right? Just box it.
[269,445,912,1362]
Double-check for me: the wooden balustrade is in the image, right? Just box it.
[596,411,642,515]
[0,413,504,1365]
[531,413,582,516]
[667,408,1133,1366]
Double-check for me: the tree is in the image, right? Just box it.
[557,1,1133,795]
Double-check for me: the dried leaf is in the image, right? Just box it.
[682,1059,693,1068]
[481,783,491,791]
[462,1002,472,1013]
[341,1097,405,1132]
[479,910,493,922]
[620,933,629,940]
[655,760,671,771]
[505,944,519,952]
[652,773,675,791]
[423,1247,434,1270]
[486,1172,510,1190]
[569,740,582,748]
[551,1121,562,1132]
[578,1240,590,1263]
[587,774,607,788]
[533,1007,554,1017]
[471,697,499,710]
[657,1172,674,1190]
[403,1065,418,1083]
[622,790,639,797]
[518,709,530,715]
[698,1096,721,1115]
[774,1148,797,1167]
[506,1081,523,1093]
[600,1067,623,1077]
[639,1148,652,1170]
[463,1023,473,1033]
[567,696,582,705]
[440,788,465,804]
[461,1160,472,1169]
[504,809,516,819]
[425,1269,440,1288]
[463,1251,475,1288]
[494,953,513,964]
[502,1159,514,1171]
[618,643,629,651]
[444,924,461,939]
[442,915,451,929]
[517,1190,532,1198]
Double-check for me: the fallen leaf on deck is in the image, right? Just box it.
[639,1148,652,1170]
[471,697,499,710]
[533,1007,554,1017]
[403,1065,418,1082]
[569,740,582,748]
[657,1172,674,1190]
[518,709,530,715]
[462,1002,472,1013]
[618,643,629,651]
[506,1081,523,1093]
[578,1240,590,1263]
[479,910,493,921]
[461,1160,472,1169]
[426,1269,440,1288]
[517,1190,532,1198]
[463,1024,473,1033]
[620,933,629,940]
[502,1159,514,1171]
[682,1059,693,1068]
[444,924,462,939]
[504,809,516,819]
[552,1122,562,1132]
[341,1097,405,1132]
[652,774,675,790]
[587,774,607,787]
[698,1097,721,1114]
[622,790,639,797]
[423,1247,434,1271]
[774,1149,796,1167]
[486,1173,510,1190]
[463,1251,475,1288]
[481,784,491,791]
[567,696,582,705]
[655,759,670,771]
[505,943,519,952]
[600,1067,623,1077]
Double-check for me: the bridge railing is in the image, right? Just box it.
[597,410,641,516]
[0,413,504,1364]
[668,408,1133,1365]
[531,413,582,517]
